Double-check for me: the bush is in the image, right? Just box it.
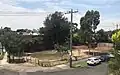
[108,51,120,75]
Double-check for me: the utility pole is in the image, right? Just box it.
[65,9,78,67]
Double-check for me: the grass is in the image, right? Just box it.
[31,51,69,60]
[72,61,88,68]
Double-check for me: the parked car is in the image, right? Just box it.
[100,53,114,62]
[99,55,110,62]
[87,57,101,65]
[107,53,114,58]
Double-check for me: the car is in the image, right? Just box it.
[100,53,114,62]
[107,53,114,58]
[99,55,110,62]
[87,57,101,65]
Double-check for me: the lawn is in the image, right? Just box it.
[31,51,69,60]
[72,61,88,68]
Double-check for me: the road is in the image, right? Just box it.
[0,62,108,75]
[27,62,108,75]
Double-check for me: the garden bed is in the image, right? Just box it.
[31,51,69,60]
[29,51,69,67]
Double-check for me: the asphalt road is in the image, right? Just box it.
[27,62,108,75]
[0,62,108,75]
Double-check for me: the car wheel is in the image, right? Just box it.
[92,63,96,66]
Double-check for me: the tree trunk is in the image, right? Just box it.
[93,29,96,56]
[93,49,95,56]
[7,54,10,63]
[88,44,90,56]
[18,52,20,63]
[12,55,14,63]
[1,45,3,55]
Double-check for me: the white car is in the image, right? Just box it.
[87,57,101,65]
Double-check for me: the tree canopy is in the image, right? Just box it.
[109,30,120,75]
[112,30,120,43]
[43,11,70,48]
[96,29,111,43]
[80,10,100,44]
[0,28,24,63]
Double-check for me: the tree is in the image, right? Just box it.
[0,30,24,63]
[0,27,12,54]
[32,29,38,34]
[38,27,45,35]
[80,10,100,44]
[16,29,32,35]
[109,30,120,75]
[73,33,80,45]
[16,29,25,32]
[3,27,11,32]
[80,10,100,55]
[43,11,70,49]
[112,30,120,43]
[72,23,79,33]
[96,29,110,42]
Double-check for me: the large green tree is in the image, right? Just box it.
[80,10,100,55]
[80,10,100,44]
[43,11,70,49]
[0,29,24,63]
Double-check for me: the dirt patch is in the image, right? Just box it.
[95,47,112,51]
[72,45,112,57]
[72,45,88,49]
[72,45,112,52]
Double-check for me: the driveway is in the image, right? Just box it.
[27,62,108,75]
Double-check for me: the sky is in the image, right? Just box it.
[0,0,120,31]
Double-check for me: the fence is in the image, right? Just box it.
[97,43,113,47]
